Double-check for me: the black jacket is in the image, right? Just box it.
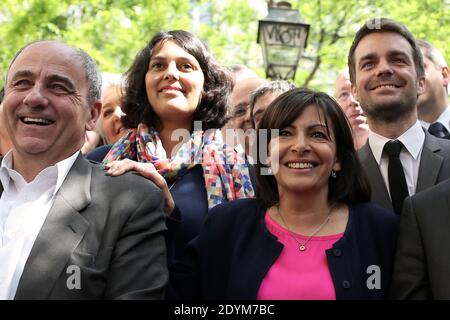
[169,198,399,300]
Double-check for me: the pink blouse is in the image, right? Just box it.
[257,211,343,300]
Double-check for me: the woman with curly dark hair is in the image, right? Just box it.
[102,30,255,265]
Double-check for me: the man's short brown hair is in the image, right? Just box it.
[347,18,424,84]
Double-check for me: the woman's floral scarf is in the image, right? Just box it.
[103,123,255,208]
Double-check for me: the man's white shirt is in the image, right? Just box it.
[368,121,425,199]
[0,151,79,300]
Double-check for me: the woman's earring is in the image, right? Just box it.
[331,170,337,178]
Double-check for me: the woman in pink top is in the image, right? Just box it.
[169,88,399,300]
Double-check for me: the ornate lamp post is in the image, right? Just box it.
[257,1,310,80]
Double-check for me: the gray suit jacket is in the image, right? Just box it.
[0,154,168,299]
[390,179,450,299]
[358,130,450,212]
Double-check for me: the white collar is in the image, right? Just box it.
[368,121,425,165]
[0,151,80,196]
[420,106,450,132]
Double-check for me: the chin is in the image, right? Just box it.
[367,100,415,122]
[18,143,51,155]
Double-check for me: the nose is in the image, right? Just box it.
[113,106,124,121]
[375,59,394,77]
[243,108,253,129]
[290,133,310,153]
[164,62,180,81]
[23,84,48,108]
[348,93,360,108]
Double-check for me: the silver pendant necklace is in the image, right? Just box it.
[277,206,332,252]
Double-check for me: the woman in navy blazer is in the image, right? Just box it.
[169,88,399,300]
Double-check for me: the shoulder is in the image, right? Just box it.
[211,198,264,213]
[350,202,400,229]
[206,198,266,226]
[88,160,164,202]
[408,179,450,209]
[357,142,372,160]
[424,131,450,154]
[86,144,112,163]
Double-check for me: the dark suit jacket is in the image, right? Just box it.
[358,130,450,211]
[0,154,168,299]
[391,179,450,299]
[169,199,399,300]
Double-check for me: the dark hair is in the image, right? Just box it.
[5,40,101,105]
[255,87,371,208]
[122,30,232,131]
[0,87,4,104]
[348,18,424,84]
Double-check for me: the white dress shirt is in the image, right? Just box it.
[0,151,79,300]
[420,105,450,133]
[368,121,425,198]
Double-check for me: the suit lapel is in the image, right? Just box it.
[416,132,444,192]
[358,143,393,211]
[14,154,91,300]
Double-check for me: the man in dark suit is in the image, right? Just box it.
[0,40,167,299]
[390,180,450,299]
[348,18,450,214]
[416,40,450,139]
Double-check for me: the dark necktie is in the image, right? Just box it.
[428,122,449,138]
[383,140,409,215]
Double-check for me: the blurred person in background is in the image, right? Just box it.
[100,77,129,144]
[222,68,265,156]
[228,64,259,84]
[249,80,296,129]
[334,70,369,150]
[415,39,450,139]
[0,88,13,156]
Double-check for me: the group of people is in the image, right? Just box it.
[0,17,448,300]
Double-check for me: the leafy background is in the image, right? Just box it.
[0,0,448,94]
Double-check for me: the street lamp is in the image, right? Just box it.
[257,1,310,80]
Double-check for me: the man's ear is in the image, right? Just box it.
[417,75,426,95]
[441,66,449,88]
[86,101,101,131]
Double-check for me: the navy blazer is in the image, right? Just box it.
[169,198,400,300]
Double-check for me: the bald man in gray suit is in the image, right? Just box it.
[0,40,167,299]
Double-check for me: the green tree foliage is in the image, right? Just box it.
[0,0,192,84]
[0,0,448,94]
[287,0,449,91]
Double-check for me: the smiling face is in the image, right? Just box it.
[269,105,341,197]
[101,85,127,144]
[145,40,204,130]
[3,41,98,166]
[351,32,425,122]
